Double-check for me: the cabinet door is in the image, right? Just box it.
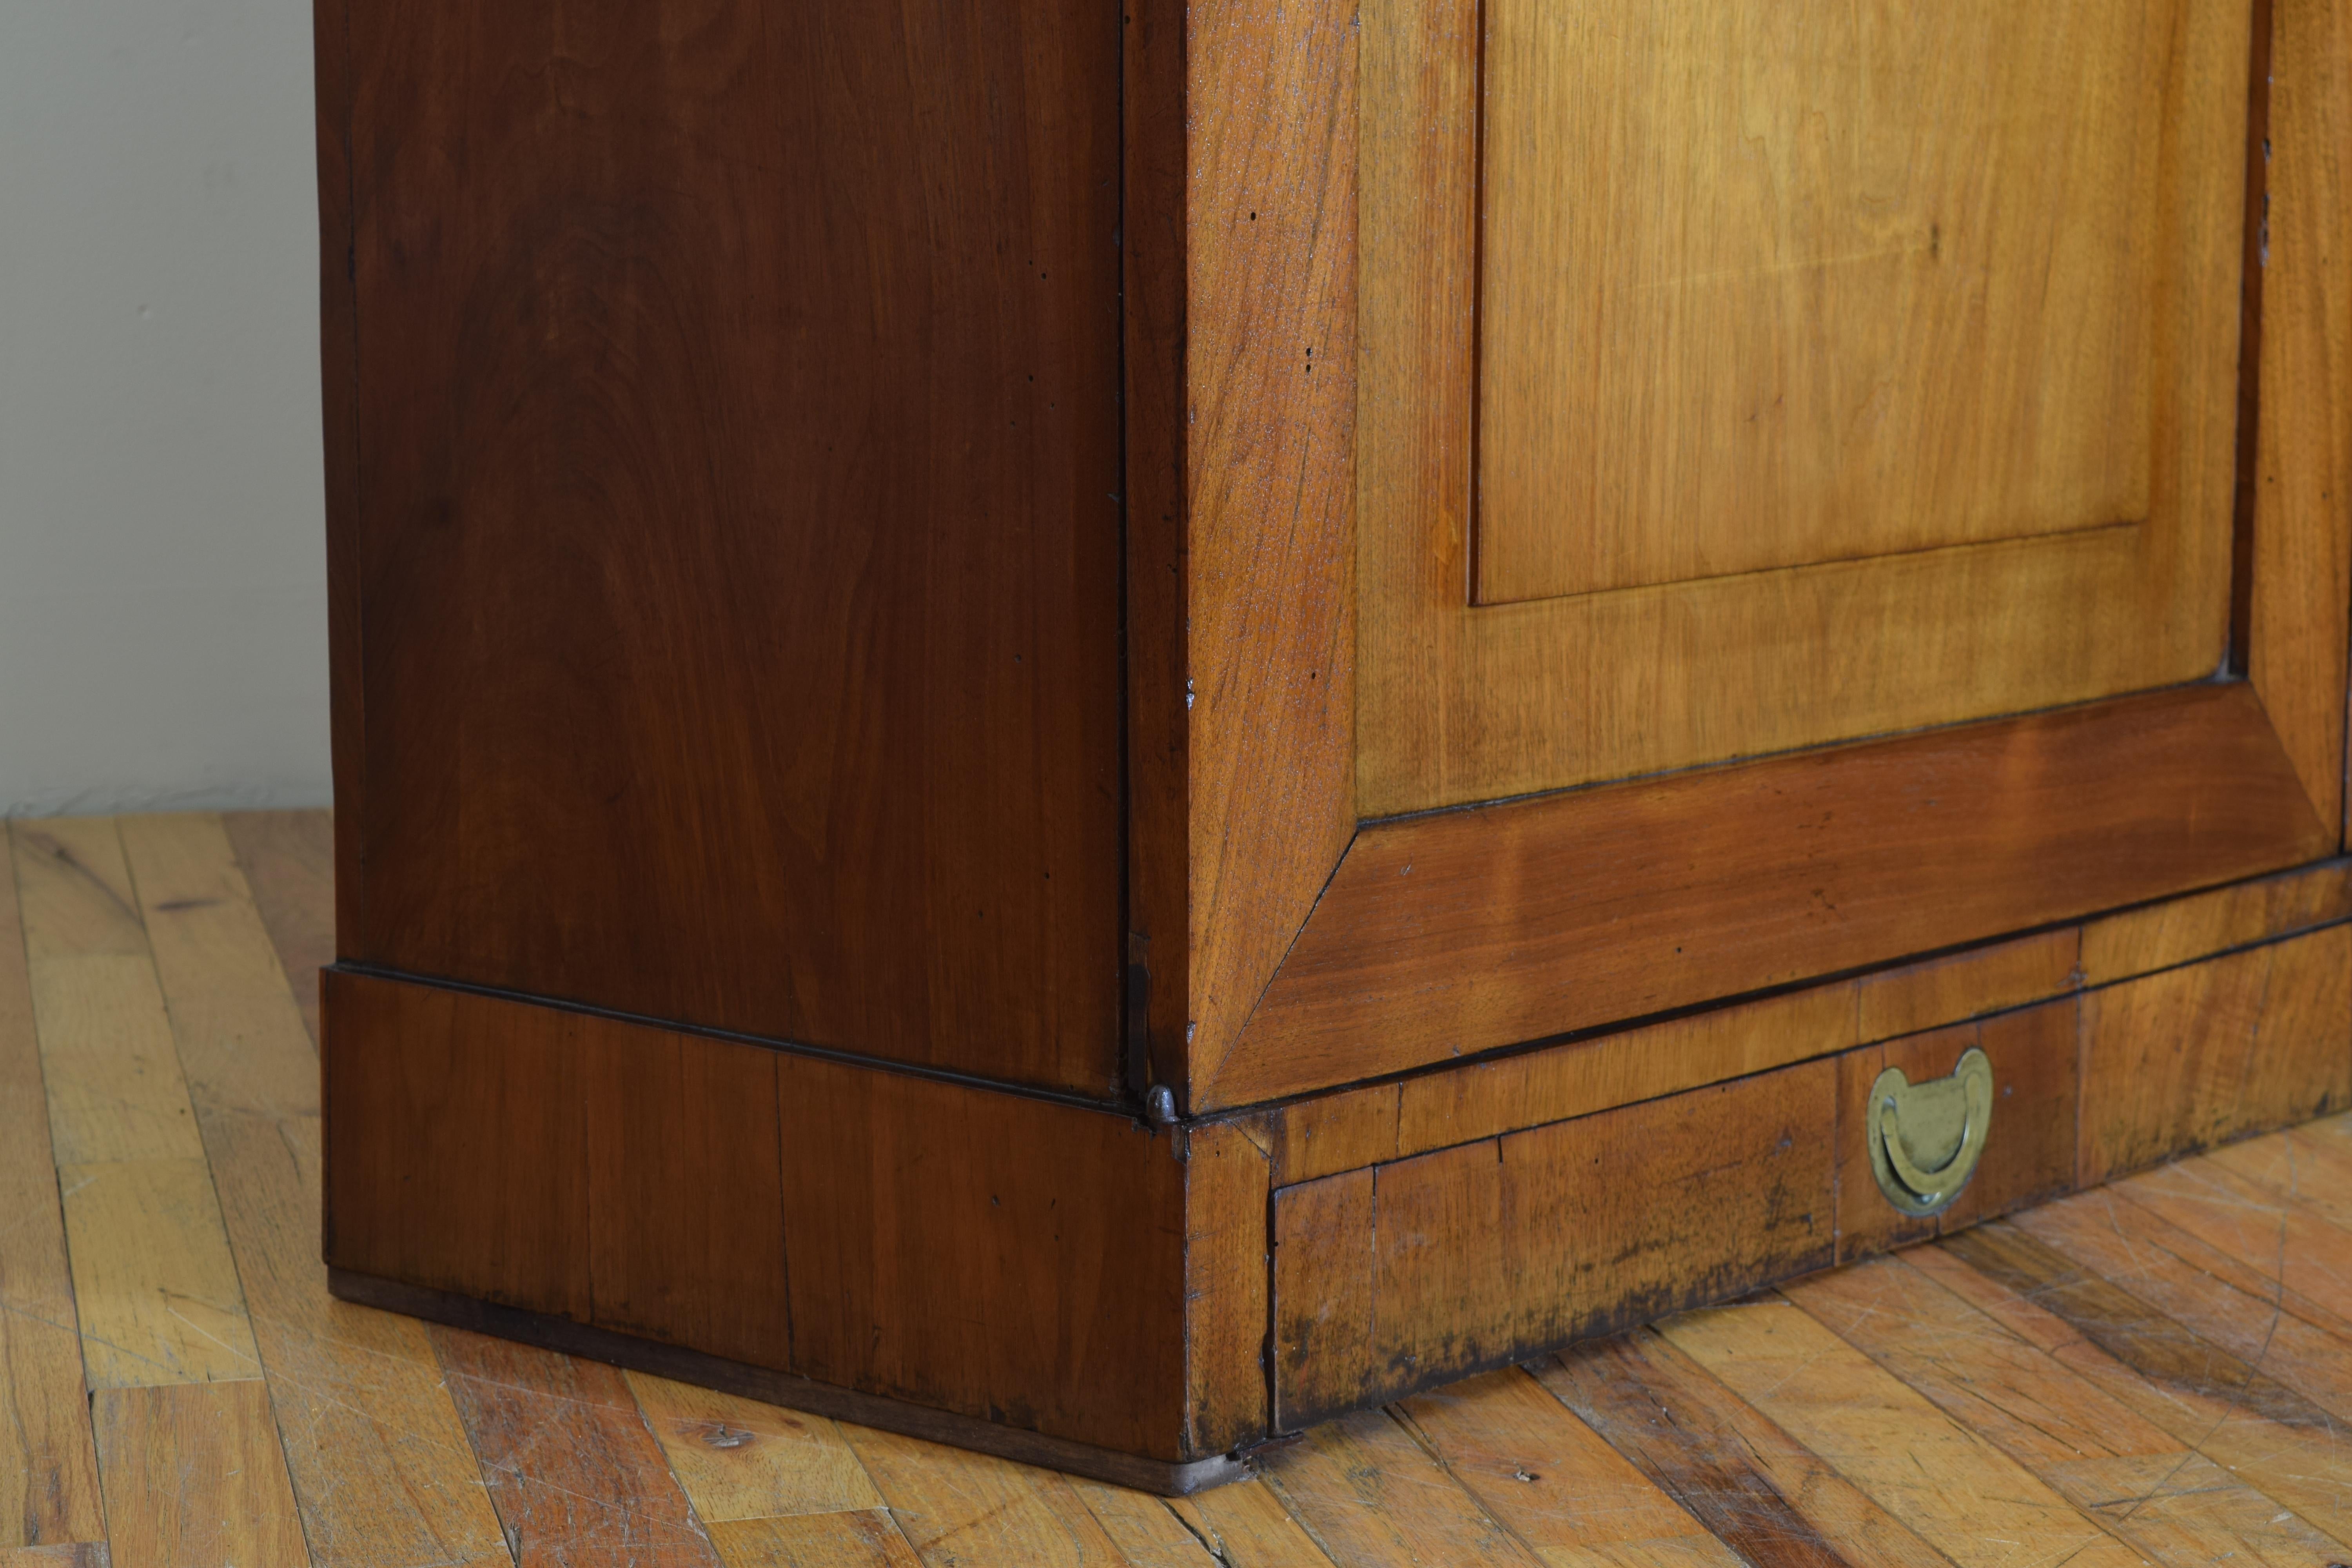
[1183,0,2350,1109]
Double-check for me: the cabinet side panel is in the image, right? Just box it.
[335,0,1124,1092]
[1184,0,1359,1104]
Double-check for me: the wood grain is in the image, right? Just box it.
[2253,0,2352,837]
[1854,930,2082,1045]
[90,1381,307,1568]
[2080,922,2352,1182]
[203,1112,511,1568]
[1068,1476,1222,1566]
[776,1056,1189,1460]
[1269,1170,1374,1432]
[124,817,508,1568]
[1169,1481,1338,1568]
[625,1372,882,1525]
[322,969,591,1320]
[1788,1254,2351,1568]
[1220,682,2330,1106]
[1477,0,2189,603]
[0,831,105,1550]
[706,1512,920,1568]
[1183,1123,1270,1457]
[1272,1061,1835,1422]
[1360,0,2247,812]
[1661,1297,2147,1568]
[1250,1088,1399,1187]
[12,821,200,1166]
[836,1426,1148,1568]
[1541,1331,1955,1568]
[2111,1155,2352,1342]
[1835,1002,2079,1263]
[57,1160,259,1388]
[2014,1190,2352,1420]
[1397,1367,1743,1567]
[2078,857,2352,982]
[1927,1223,2352,1549]
[1256,1409,1540,1567]
[217,811,334,1046]
[434,1327,722,1566]
[586,1032,788,1370]
[118,815,317,1125]
[335,0,1125,1094]
[1180,0,1359,1107]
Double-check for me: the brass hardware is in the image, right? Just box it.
[1867,1047,1993,1217]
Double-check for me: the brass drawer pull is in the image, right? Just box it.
[1867,1047,1994,1217]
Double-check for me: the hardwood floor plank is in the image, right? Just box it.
[1167,1480,1338,1568]
[1068,1479,1219,1565]
[1924,1225,2352,1550]
[833,1425,1138,1568]
[433,1325,723,1566]
[57,1159,258,1388]
[1397,1366,1745,1566]
[2208,1113,2352,1230]
[24,957,202,1167]
[0,1545,113,1566]
[120,814,505,1566]
[8,822,146,961]
[91,1380,307,1568]
[1254,1408,1543,1567]
[0,833,106,1549]
[2109,1154,2352,1342]
[1789,1254,2350,1566]
[1660,1296,2146,1568]
[118,816,317,1123]
[625,1371,883,1524]
[2012,1188,2352,1418]
[204,1111,510,1568]
[1537,1331,1954,1568]
[218,811,334,1047]
[707,1511,920,1568]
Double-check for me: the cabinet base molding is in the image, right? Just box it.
[324,886,2352,1489]
[325,1269,1248,1495]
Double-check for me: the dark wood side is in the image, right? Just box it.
[310,0,361,949]
[1177,0,1359,1111]
[1265,919,2352,1427]
[330,0,1125,1094]
[1210,681,2331,1107]
[321,969,1209,1461]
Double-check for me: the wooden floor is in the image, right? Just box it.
[5,813,2352,1567]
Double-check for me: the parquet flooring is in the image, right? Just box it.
[5,810,2350,1567]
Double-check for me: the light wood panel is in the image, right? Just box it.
[58,1160,261,1388]
[219,811,334,1045]
[1357,0,2251,814]
[706,1512,920,1568]
[1255,1410,1540,1567]
[1478,0,2177,603]
[1217,682,2326,1105]
[835,1427,1154,1568]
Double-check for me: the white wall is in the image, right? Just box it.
[0,0,328,815]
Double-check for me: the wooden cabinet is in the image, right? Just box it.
[314,0,2352,1492]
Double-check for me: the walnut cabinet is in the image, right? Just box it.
[314,0,2352,1491]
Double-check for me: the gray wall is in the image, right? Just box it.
[0,0,328,816]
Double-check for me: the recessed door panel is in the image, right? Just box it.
[1477,0,2163,603]
[1359,0,2251,815]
